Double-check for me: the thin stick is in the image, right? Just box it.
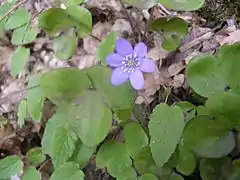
[0,85,40,104]
[0,0,26,22]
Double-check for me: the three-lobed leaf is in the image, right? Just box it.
[122,0,157,9]
[149,103,185,167]
[68,91,112,146]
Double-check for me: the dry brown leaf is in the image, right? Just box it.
[77,54,98,70]
[86,0,122,11]
[83,21,113,54]
[172,74,185,88]
[111,19,132,36]
[168,62,185,77]
[147,47,169,62]
[215,29,240,45]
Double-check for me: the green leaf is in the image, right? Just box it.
[0,2,13,28]
[133,146,159,176]
[10,46,30,77]
[5,9,30,29]
[23,167,41,180]
[176,145,196,176]
[50,162,85,180]
[64,0,84,6]
[51,123,77,169]
[159,0,204,11]
[176,101,196,112]
[122,0,157,9]
[96,140,130,169]
[26,147,46,166]
[26,74,45,122]
[38,8,74,36]
[149,103,185,167]
[150,17,188,50]
[66,5,92,38]
[123,123,148,156]
[70,141,96,168]
[139,173,158,180]
[53,29,76,60]
[97,32,116,65]
[40,67,90,104]
[195,132,235,158]
[169,173,184,180]
[96,141,133,178]
[17,99,27,127]
[86,65,136,110]
[68,91,112,146]
[183,115,229,150]
[200,157,233,180]
[206,92,240,129]
[11,24,37,45]
[41,108,77,169]
[0,155,23,179]
[186,55,227,97]
[41,108,67,154]
[217,44,240,93]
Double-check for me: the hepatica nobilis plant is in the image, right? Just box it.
[106,38,156,90]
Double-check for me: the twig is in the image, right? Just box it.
[0,85,40,104]
[90,34,101,41]
[38,159,51,172]
[158,3,172,16]
[0,0,26,22]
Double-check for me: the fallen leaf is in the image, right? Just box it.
[173,74,185,88]
[168,62,185,76]
[215,29,240,45]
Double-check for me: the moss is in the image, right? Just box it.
[197,0,240,27]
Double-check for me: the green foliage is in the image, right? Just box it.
[11,46,30,77]
[0,155,23,179]
[11,24,37,45]
[149,103,185,167]
[150,17,188,50]
[5,9,30,30]
[66,5,92,38]
[68,91,112,146]
[139,173,158,180]
[40,67,90,104]
[18,99,27,127]
[53,29,76,60]
[183,115,229,150]
[96,140,136,179]
[23,167,41,180]
[122,0,158,9]
[26,147,46,166]
[123,123,149,156]
[50,162,85,180]
[97,32,116,65]
[159,0,205,11]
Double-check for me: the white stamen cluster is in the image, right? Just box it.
[121,54,141,73]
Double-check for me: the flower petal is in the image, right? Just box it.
[106,53,123,67]
[140,58,156,73]
[116,38,133,56]
[134,42,147,58]
[130,70,144,90]
[111,67,129,86]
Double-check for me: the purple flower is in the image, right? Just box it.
[106,38,156,90]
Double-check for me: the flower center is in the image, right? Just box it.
[121,54,140,73]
